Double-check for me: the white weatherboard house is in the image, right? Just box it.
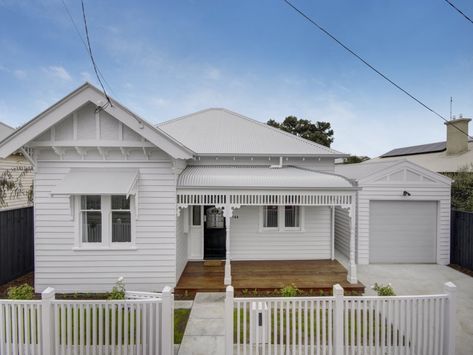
[0,83,452,293]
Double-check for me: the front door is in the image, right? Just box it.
[204,206,226,259]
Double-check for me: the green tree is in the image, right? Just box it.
[444,164,473,212]
[343,155,370,164]
[267,116,334,147]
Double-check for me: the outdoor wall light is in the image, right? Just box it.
[403,190,411,197]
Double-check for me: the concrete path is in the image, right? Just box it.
[178,292,225,355]
[358,264,473,355]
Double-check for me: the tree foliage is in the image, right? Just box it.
[267,116,334,147]
[0,162,33,208]
[443,165,473,212]
[343,155,370,164]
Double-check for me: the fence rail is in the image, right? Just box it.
[451,209,473,271]
[0,287,174,355]
[0,206,34,285]
[225,283,457,355]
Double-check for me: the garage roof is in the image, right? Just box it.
[177,165,355,189]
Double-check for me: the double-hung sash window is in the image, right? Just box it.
[263,206,279,228]
[81,195,102,243]
[261,205,303,231]
[79,194,134,247]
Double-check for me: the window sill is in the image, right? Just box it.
[73,246,138,251]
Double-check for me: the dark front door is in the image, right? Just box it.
[204,206,226,259]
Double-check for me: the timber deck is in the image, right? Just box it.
[175,260,365,296]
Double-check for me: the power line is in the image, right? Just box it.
[60,0,115,97]
[282,0,473,140]
[80,0,112,108]
[443,0,473,26]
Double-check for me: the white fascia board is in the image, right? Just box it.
[0,83,194,160]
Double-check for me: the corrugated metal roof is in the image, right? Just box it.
[177,166,354,189]
[381,141,446,157]
[158,108,346,157]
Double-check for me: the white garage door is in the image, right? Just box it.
[369,201,437,263]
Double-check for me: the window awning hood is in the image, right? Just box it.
[51,168,138,196]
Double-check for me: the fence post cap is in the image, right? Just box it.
[226,285,234,293]
[333,283,344,295]
[161,286,173,296]
[444,281,457,293]
[41,287,55,299]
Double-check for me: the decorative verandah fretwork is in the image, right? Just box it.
[176,190,357,286]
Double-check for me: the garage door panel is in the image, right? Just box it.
[370,201,437,263]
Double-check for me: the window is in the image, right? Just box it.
[112,195,131,242]
[192,206,201,226]
[260,206,303,231]
[263,206,278,228]
[81,195,102,243]
[285,206,300,228]
[78,195,134,247]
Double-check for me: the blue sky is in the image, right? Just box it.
[0,0,472,157]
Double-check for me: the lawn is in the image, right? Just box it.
[174,309,191,344]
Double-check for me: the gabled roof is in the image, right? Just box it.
[158,108,347,157]
[178,165,355,189]
[0,83,194,160]
[0,122,14,142]
[334,159,452,185]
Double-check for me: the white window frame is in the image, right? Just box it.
[259,205,304,232]
[74,194,136,250]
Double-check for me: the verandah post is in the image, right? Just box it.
[333,284,344,355]
[225,285,234,355]
[444,282,457,355]
[41,287,55,355]
[161,286,174,355]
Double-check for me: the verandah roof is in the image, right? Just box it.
[177,165,355,190]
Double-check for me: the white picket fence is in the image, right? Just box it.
[225,282,457,355]
[0,287,174,355]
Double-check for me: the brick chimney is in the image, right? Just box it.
[445,116,471,155]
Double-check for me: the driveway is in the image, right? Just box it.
[358,264,473,355]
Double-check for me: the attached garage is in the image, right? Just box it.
[335,160,452,265]
[369,200,437,263]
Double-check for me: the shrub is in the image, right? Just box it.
[7,284,34,300]
[108,276,126,300]
[371,282,396,296]
[280,283,301,297]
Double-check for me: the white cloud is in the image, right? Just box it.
[44,66,72,81]
[80,71,92,82]
[13,69,27,80]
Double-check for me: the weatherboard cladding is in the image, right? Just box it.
[158,108,346,156]
[177,165,354,189]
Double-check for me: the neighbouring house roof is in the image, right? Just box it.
[0,83,194,160]
[158,108,347,157]
[381,141,451,158]
[368,141,473,172]
[334,159,452,185]
[177,165,355,189]
[0,122,14,142]
[51,168,138,196]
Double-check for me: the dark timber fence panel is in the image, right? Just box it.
[0,207,34,285]
[451,209,473,271]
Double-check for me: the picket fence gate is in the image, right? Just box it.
[225,282,457,355]
[0,287,174,355]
